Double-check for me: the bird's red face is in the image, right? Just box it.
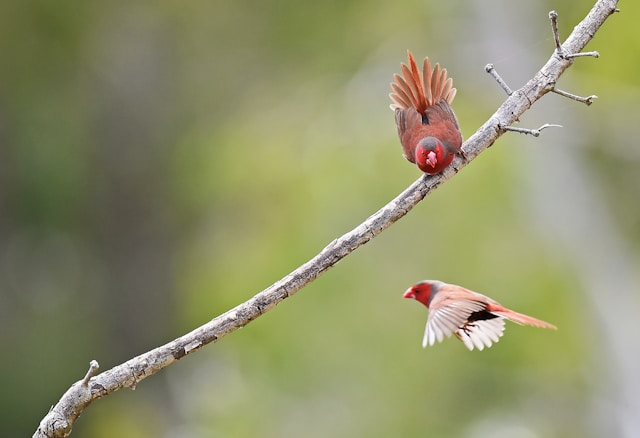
[403,281,436,308]
[414,138,452,174]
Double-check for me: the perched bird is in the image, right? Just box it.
[390,51,463,174]
[403,280,556,351]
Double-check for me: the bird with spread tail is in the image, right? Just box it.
[390,51,463,174]
[403,280,557,351]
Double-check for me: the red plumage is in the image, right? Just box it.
[403,280,556,351]
[390,51,463,174]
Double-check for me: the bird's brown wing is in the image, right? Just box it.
[394,107,422,162]
[421,100,463,153]
[427,100,461,130]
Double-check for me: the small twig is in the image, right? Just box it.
[485,64,513,96]
[546,9,601,107]
[550,11,563,53]
[82,361,100,387]
[499,123,562,137]
[550,10,600,59]
[486,63,564,134]
[549,11,562,53]
[552,88,598,105]
[566,51,600,58]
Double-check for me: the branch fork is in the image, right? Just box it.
[486,9,603,136]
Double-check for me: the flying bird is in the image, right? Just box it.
[389,51,463,174]
[403,280,556,351]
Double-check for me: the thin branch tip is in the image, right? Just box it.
[565,50,600,59]
[82,360,100,386]
[485,63,513,96]
[550,10,563,52]
[499,123,562,137]
[549,9,603,61]
[552,88,598,105]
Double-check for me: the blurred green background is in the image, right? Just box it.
[1,0,638,437]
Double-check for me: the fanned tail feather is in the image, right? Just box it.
[407,55,427,111]
[390,50,456,112]
[422,57,433,105]
[431,63,441,107]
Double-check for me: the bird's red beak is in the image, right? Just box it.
[426,151,437,168]
[403,288,416,299]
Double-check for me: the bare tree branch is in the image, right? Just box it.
[499,123,563,137]
[34,1,619,436]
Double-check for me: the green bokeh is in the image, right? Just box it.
[1,1,638,437]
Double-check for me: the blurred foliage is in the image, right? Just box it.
[0,0,638,437]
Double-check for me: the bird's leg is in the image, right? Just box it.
[458,322,476,336]
[548,10,602,106]
[498,123,562,137]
